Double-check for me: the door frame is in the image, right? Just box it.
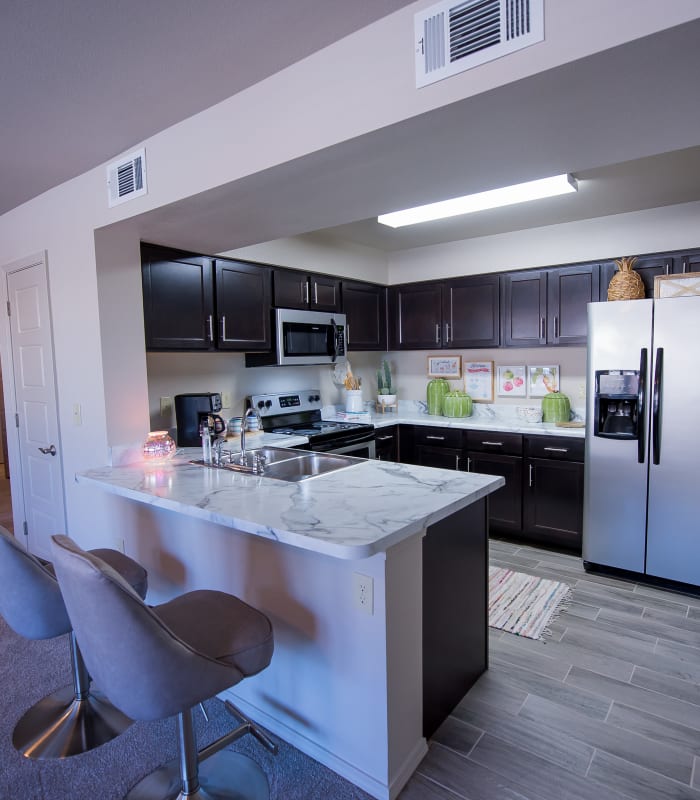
[0,251,67,546]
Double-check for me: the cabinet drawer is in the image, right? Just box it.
[526,435,584,461]
[465,431,522,456]
[414,426,463,449]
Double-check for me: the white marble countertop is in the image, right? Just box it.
[78,442,504,560]
[328,408,586,438]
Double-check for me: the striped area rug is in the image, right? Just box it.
[489,566,572,640]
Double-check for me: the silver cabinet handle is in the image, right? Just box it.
[455,454,460,470]
[529,463,534,487]
[38,444,57,456]
[682,259,688,274]
[207,315,214,342]
[305,282,310,305]
[426,435,445,441]
[666,263,671,275]
[444,323,450,344]
[313,282,318,305]
[467,457,471,472]
[435,323,440,344]
[481,441,503,447]
[554,315,559,339]
[544,446,568,453]
[540,317,546,340]
[220,315,227,341]
[376,435,393,441]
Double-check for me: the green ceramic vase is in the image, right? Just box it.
[443,391,473,418]
[541,391,571,423]
[427,378,450,416]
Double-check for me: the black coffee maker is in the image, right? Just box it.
[174,393,223,447]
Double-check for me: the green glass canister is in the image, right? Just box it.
[443,391,473,418]
[426,378,450,416]
[541,391,571,423]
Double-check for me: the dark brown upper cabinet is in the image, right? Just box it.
[141,244,271,352]
[141,244,215,350]
[678,248,700,276]
[547,263,600,345]
[273,268,341,312]
[501,271,548,347]
[341,280,387,351]
[502,264,599,347]
[388,275,500,350]
[214,259,271,351]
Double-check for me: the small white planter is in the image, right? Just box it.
[377,394,397,406]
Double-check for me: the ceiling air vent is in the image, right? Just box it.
[415,0,544,88]
[106,148,147,207]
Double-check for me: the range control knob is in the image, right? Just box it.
[265,400,272,409]
[309,394,320,402]
[257,400,265,409]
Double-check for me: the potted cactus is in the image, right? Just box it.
[376,360,396,406]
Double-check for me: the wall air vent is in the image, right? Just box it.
[415,0,544,88]
[106,148,147,207]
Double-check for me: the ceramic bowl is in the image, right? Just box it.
[516,406,543,423]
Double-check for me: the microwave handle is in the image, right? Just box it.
[330,318,339,363]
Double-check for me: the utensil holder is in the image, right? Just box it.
[345,390,363,413]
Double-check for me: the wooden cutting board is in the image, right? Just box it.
[555,421,585,428]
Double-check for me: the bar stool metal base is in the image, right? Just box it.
[126,751,269,800]
[13,684,133,759]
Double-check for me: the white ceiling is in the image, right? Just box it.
[0,0,415,216]
[4,5,700,255]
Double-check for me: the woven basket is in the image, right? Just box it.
[608,256,645,301]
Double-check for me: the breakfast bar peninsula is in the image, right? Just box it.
[77,446,503,800]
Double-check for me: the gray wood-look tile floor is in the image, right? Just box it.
[399,539,700,800]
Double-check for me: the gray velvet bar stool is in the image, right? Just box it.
[0,525,148,759]
[50,534,276,800]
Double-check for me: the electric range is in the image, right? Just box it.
[247,389,375,456]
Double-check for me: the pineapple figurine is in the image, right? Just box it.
[607,256,645,301]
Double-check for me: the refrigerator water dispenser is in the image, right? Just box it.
[593,370,640,439]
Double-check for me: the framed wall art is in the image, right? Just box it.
[427,355,462,379]
[528,365,560,397]
[497,365,527,397]
[463,361,494,403]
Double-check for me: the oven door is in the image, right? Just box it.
[309,432,376,459]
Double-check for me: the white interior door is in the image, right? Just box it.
[7,261,66,558]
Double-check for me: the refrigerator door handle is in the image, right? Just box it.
[637,347,647,464]
[652,347,663,465]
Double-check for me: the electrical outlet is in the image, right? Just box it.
[221,391,232,409]
[578,383,586,400]
[160,396,173,416]
[72,403,82,426]
[352,572,374,615]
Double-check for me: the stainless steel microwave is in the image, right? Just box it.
[245,308,347,367]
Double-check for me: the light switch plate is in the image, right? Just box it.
[221,391,232,409]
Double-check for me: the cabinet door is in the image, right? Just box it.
[342,280,387,350]
[524,458,584,551]
[388,282,443,349]
[677,249,700,276]
[273,269,309,309]
[214,259,271,351]
[547,264,600,345]
[141,244,214,350]
[600,254,674,300]
[467,452,522,533]
[501,271,547,347]
[444,275,500,348]
[310,275,341,312]
[374,426,397,461]
[415,444,463,471]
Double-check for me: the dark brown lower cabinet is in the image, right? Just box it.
[523,436,585,552]
[423,500,488,738]
[467,451,522,533]
[374,426,398,461]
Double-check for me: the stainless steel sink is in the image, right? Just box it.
[262,452,361,482]
[191,447,362,481]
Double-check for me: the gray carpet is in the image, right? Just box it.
[0,616,372,799]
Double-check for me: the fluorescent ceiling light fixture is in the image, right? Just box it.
[377,174,578,228]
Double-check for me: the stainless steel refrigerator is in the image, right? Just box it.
[583,296,700,586]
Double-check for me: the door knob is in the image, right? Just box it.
[38,444,57,456]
